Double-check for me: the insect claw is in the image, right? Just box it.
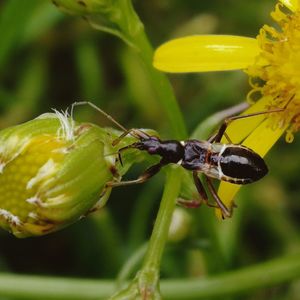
[232,201,238,208]
[177,198,201,208]
[118,152,123,166]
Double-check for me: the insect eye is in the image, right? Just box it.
[148,147,158,154]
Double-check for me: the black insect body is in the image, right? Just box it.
[109,129,268,218]
[72,101,273,218]
[181,140,268,184]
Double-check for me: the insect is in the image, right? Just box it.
[72,101,288,218]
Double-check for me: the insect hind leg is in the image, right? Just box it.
[177,171,218,209]
[205,175,232,218]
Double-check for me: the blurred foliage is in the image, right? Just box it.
[1,0,300,299]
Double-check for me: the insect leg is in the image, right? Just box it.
[210,95,295,143]
[116,144,135,166]
[177,172,219,209]
[112,129,151,146]
[107,161,165,188]
[204,176,232,218]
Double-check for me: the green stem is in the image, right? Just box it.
[116,243,148,287]
[122,0,187,139]
[162,252,300,299]
[137,170,181,298]
[2,252,300,299]
[141,169,181,271]
[132,31,187,139]
[109,169,182,299]
[89,0,187,139]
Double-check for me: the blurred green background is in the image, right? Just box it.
[1,0,300,299]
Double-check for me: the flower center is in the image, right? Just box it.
[246,3,300,142]
[0,136,66,228]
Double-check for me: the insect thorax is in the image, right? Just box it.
[181,140,211,170]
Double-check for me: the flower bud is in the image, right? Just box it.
[51,0,142,48]
[168,207,192,242]
[51,0,113,15]
[0,112,117,237]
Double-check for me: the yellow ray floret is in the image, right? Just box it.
[279,0,299,11]
[153,0,300,216]
[218,1,300,212]
[218,116,289,212]
[153,35,260,73]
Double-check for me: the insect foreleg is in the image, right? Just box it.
[112,129,151,146]
[106,160,165,188]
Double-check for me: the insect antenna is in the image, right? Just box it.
[70,101,150,145]
[71,101,128,132]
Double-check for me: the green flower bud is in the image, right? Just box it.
[51,0,143,48]
[51,0,113,15]
[168,207,192,243]
[0,112,118,237]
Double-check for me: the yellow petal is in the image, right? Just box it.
[218,118,287,211]
[279,0,299,11]
[221,96,272,144]
[242,119,287,157]
[153,35,260,73]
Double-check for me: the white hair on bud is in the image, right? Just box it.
[0,209,21,226]
[52,108,75,141]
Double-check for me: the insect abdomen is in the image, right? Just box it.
[219,146,268,184]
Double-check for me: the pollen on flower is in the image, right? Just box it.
[246,3,300,142]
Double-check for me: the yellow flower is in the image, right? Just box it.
[0,113,114,237]
[153,0,300,213]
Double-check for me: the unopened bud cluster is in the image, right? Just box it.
[0,112,125,237]
[52,0,112,15]
[51,0,143,47]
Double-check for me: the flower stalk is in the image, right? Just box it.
[110,168,182,299]
[52,0,187,140]
[52,1,188,298]
[2,251,300,299]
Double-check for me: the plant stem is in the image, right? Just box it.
[109,169,182,299]
[2,252,300,299]
[132,31,187,139]
[162,251,300,299]
[134,169,182,300]
[124,0,187,139]
[90,0,187,139]
[142,169,182,271]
